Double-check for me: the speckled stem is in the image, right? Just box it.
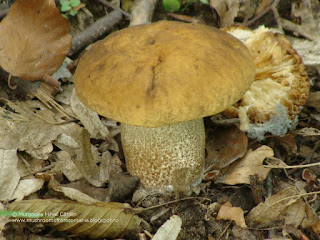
[121,118,205,192]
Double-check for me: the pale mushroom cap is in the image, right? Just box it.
[223,26,310,124]
[74,21,255,127]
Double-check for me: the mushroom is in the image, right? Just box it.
[223,26,310,140]
[74,21,255,192]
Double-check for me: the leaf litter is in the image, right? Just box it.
[1,0,320,239]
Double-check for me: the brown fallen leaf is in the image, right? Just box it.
[247,186,320,230]
[247,187,299,226]
[7,199,144,238]
[216,202,247,228]
[312,221,320,235]
[216,146,273,185]
[0,0,71,88]
[205,125,248,170]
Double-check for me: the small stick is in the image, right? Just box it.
[166,13,201,23]
[264,158,320,169]
[288,140,320,174]
[42,74,61,90]
[69,10,123,56]
[98,0,131,19]
[244,0,280,27]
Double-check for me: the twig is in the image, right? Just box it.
[135,196,211,212]
[288,140,320,175]
[269,190,320,207]
[69,10,123,56]
[279,17,315,40]
[98,0,131,20]
[217,221,232,240]
[21,163,56,178]
[264,158,320,169]
[244,0,280,27]
[166,13,201,23]
[130,0,158,26]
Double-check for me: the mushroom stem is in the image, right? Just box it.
[121,118,205,192]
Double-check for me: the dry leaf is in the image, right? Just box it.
[206,125,248,170]
[247,187,303,226]
[54,151,82,182]
[216,146,274,185]
[10,178,44,201]
[284,199,305,227]
[62,179,109,202]
[0,100,68,159]
[0,149,20,201]
[70,89,111,140]
[210,0,240,27]
[295,127,320,136]
[263,157,289,169]
[289,0,320,39]
[152,215,182,240]
[0,0,71,83]
[300,200,320,229]
[48,178,99,204]
[0,202,8,236]
[216,202,247,228]
[75,129,105,187]
[291,38,320,67]
[51,57,73,81]
[312,221,320,235]
[7,199,143,238]
[284,0,320,66]
[55,84,74,105]
[306,92,320,111]
[54,124,105,187]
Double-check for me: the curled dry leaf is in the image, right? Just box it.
[0,0,71,86]
[152,215,182,240]
[8,199,144,238]
[205,125,248,170]
[216,145,274,185]
[216,202,247,228]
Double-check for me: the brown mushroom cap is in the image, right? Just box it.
[74,21,255,127]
